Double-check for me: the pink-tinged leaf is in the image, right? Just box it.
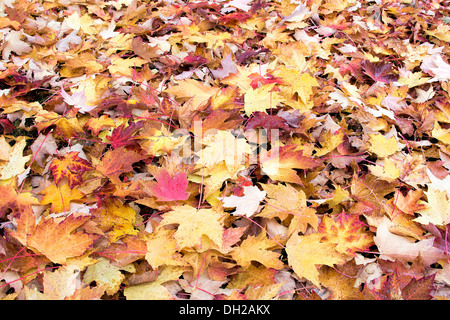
[149,169,190,201]
[402,274,436,300]
[211,54,237,79]
[245,111,289,132]
[183,54,208,66]
[60,88,95,114]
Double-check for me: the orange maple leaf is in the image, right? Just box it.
[95,146,145,184]
[11,212,100,264]
[318,212,374,257]
[49,151,93,189]
[260,145,322,184]
[40,183,84,213]
[0,184,39,218]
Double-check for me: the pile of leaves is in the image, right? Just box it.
[1,0,450,300]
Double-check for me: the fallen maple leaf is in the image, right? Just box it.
[27,265,82,300]
[230,231,284,270]
[361,60,399,83]
[84,115,115,136]
[164,79,220,110]
[60,88,96,114]
[145,168,190,202]
[244,83,284,116]
[40,183,84,213]
[15,213,100,264]
[83,257,135,296]
[106,121,144,149]
[318,213,373,257]
[2,30,31,60]
[414,188,450,226]
[145,228,185,269]
[49,151,93,189]
[374,218,447,267]
[366,270,435,300]
[95,146,145,184]
[258,183,307,220]
[158,205,224,249]
[367,133,400,158]
[124,266,185,300]
[286,233,345,288]
[222,185,266,217]
[0,184,39,218]
[91,198,139,242]
[0,136,31,181]
[421,54,450,82]
[260,144,321,184]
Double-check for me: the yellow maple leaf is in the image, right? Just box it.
[145,228,186,269]
[244,83,284,116]
[432,121,450,145]
[26,265,83,300]
[40,183,84,213]
[124,266,185,300]
[258,183,308,221]
[415,188,450,226]
[367,133,400,158]
[35,110,83,139]
[140,126,189,157]
[104,33,134,56]
[368,158,400,182]
[188,31,231,49]
[324,185,350,209]
[260,26,292,49]
[274,67,319,111]
[425,24,450,42]
[314,130,344,157]
[85,114,116,136]
[230,232,284,270]
[287,207,319,236]
[244,282,284,300]
[91,199,139,242]
[0,136,31,181]
[260,145,321,185]
[158,205,224,249]
[221,64,253,92]
[108,56,147,77]
[397,71,430,88]
[0,136,10,161]
[188,161,244,199]
[195,130,251,169]
[164,79,220,110]
[227,265,277,289]
[72,75,110,107]
[60,52,105,77]
[83,257,135,296]
[318,265,365,300]
[286,233,345,288]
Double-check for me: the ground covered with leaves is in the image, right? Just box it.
[0,0,450,300]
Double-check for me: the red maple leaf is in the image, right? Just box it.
[248,72,283,89]
[106,121,144,149]
[361,60,399,83]
[245,111,289,132]
[147,169,190,201]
